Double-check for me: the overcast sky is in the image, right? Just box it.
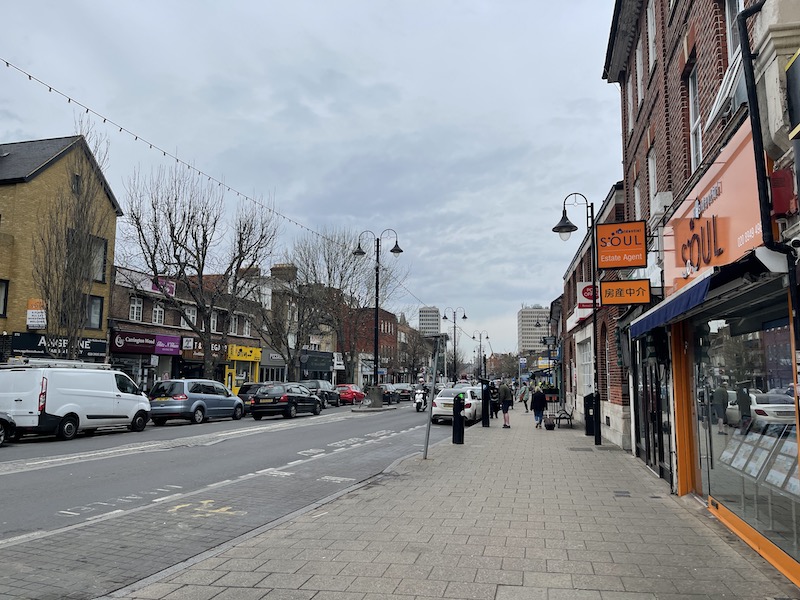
[1,1,621,357]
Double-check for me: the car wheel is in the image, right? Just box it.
[284,403,297,419]
[57,417,78,441]
[130,411,148,432]
[152,418,167,426]
[252,414,263,421]
[232,405,244,420]
[0,421,6,446]
[313,401,322,416]
[321,397,328,409]
[190,407,205,424]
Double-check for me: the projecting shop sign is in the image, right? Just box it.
[599,279,651,305]
[596,221,647,269]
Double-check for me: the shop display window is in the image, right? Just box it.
[692,315,799,560]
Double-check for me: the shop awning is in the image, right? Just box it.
[629,270,713,339]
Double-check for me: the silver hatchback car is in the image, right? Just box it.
[148,379,244,425]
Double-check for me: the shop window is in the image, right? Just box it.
[692,314,799,561]
[152,303,164,325]
[129,297,143,322]
[0,279,7,317]
[85,295,103,329]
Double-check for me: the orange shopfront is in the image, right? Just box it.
[629,122,800,583]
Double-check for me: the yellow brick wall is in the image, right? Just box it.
[0,145,118,338]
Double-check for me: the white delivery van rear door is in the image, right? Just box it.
[0,368,43,428]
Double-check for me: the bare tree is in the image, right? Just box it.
[32,122,115,359]
[123,165,279,378]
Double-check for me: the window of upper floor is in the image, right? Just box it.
[243,319,251,337]
[152,303,165,325]
[647,0,656,73]
[0,280,7,318]
[634,179,642,221]
[85,295,103,329]
[91,236,107,283]
[648,148,658,209]
[71,173,82,196]
[229,314,238,335]
[211,310,218,333]
[181,306,197,329]
[626,77,634,133]
[636,37,644,107]
[725,0,744,61]
[688,64,703,172]
[129,297,143,322]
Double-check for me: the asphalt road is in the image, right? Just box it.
[0,402,459,600]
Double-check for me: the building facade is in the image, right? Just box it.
[418,306,441,337]
[605,0,800,582]
[517,304,549,354]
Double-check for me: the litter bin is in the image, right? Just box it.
[452,393,465,444]
[583,393,595,437]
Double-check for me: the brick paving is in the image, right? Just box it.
[100,409,800,600]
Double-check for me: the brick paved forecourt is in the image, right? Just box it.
[101,409,800,600]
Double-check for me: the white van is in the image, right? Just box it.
[0,359,151,441]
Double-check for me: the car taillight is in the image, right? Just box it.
[281,394,289,401]
[465,402,472,408]
[432,400,438,407]
[38,376,48,412]
[173,394,188,401]
[250,398,255,406]
[754,409,768,416]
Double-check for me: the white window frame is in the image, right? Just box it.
[210,310,218,333]
[648,148,658,212]
[626,78,634,133]
[647,0,656,73]
[634,178,642,221]
[129,297,143,322]
[578,339,594,397]
[725,0,744,60]
[689,65,702,171]
[243,319,251,337]
[182,306,197,329]
[636,37,644,107]
[229,314,238,335]
[152,303,164,325]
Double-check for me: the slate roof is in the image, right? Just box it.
[0,135,122,215]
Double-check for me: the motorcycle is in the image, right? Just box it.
[414,387,428,412]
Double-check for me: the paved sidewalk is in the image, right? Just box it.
[103,409,800,600]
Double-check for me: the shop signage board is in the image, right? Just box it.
[600,279,651,305]
[596,221,647,269]
[11,332,106,358]
[662,121,762,295]
[26,299,47,329]
[155,335,181,355]
[227,344,262,362]
[576,281,599,309]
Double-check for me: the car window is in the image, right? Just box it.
[298,385,311,395]
[189,382,205,394]
[151,381,183,396]
[213,383,230,396]
[756,394,794,405]
[238,383,257,395]
[115,373,138,395]
[262,385,283,395]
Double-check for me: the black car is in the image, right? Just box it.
[300,379,340,407]
[393,383,414,402]
[377,383,399,404]
[249,382,322,419]
[237,381,278,414]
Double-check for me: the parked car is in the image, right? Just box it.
[377,383,399,404]
[393,383,414,402]
[336,383,365,405]
[249,383,322,419]
[431,386,482,424]
[300,379,340,407]
[0,360,150,441]
[237,381,277,415]
[149,379,243,425]
[726,392,796,426]
[0,412,16,446]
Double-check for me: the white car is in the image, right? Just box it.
[726,392,796,426]
[431,386,482,424]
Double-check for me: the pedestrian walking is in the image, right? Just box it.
[518,383,530,412]
[531,385,547,428]
[489,381,500,419]
[711,381,729,435]
[498,379,513,428]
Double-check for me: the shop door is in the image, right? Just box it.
[639,359,673,485]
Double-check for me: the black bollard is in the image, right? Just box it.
[479,378,490,427]
[452,392,465,444]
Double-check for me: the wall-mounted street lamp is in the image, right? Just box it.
[354,229,402,402]
[442,307,467,382]
[552,192,601,445]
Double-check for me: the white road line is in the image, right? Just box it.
[152,493,184,503]
[207,480,232,487]
[86,510,123,521]
[58,511,80,516]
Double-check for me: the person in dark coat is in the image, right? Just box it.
[489,382,500,419]
[531,386,548,429]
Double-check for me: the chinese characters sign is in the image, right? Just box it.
[599,280,651,305]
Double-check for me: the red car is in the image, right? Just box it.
[336,383,365,405]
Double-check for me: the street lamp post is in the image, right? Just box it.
[552,192,601,446]
[472,330,489,379]
[354,229,403,404]
[442,307,467,383]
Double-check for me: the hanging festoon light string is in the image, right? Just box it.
[1,57,442,323]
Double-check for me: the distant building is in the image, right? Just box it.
[418,306,441,337]
[517,305,548,354]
